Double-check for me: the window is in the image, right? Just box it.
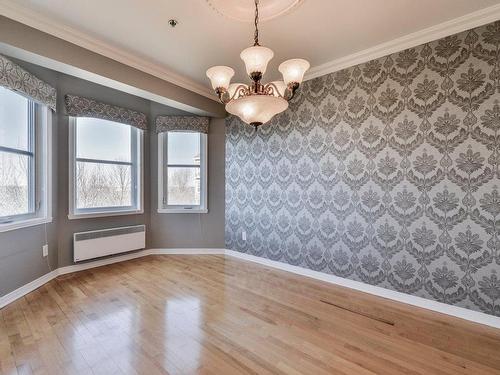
[0,87,51,232]
[69,117,143,218]
[158,131,207,213]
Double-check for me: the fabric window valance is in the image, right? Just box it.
[156,115,209,134]
[0,54,57,111]
[64,94,148,130]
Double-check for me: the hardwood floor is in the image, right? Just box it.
[1,255,500,375]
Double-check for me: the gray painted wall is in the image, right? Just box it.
[225,21,500,317]
[0,16,225,117]
[0,59,227,296]
[0,63,58,297]
[55,73,152,267]
[149,104,226,249]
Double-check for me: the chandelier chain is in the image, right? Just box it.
[254,0,260,46]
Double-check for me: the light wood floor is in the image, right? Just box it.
[1,255,500,375]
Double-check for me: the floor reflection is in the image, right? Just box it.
[63,299,135,373]
[160,297,202,373]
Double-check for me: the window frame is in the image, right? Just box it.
[68,117,144,219]
[157,131,208,214]
[0,94,52,233]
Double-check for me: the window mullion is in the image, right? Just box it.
[28,102,36,213]
[166,164,200,168]
[0,146,34,157]
[130,127,138,208]
[76,157,133,166]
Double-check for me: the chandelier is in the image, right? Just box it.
[206,0,310,129]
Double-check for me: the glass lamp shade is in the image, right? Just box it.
[269,81,287,97]
[228,82,246,99]
[278,58,310,85]
[240,46,274,76]
[206,66,235,90]
[226,95,288,126]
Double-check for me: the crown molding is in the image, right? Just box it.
[2,1,499,95]
[305,4,500,81]
[0,0,217,101]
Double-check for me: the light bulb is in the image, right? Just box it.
[278,59,310,85]
[206,66,235,90]
[240,46,274,77]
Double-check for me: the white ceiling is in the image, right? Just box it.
[2,0,500,99]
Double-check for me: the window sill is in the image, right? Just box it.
[157,208,208,214]
[68,209,144,220]
[0,217,53,233]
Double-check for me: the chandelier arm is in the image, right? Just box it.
[217,84,252,104]
[285,82,300,100]
[230,84,252,101]
[263,82,299,101]
[219,82,300,104]
[216,88,230,104]
[263,82,285,99]
[284,89,295,101]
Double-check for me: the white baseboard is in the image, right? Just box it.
[56,248,225,276]
[224,249,500,329]
[2,247,499,329]
[0,248,222,309]
[151,248,226,255]
[58,249,153,276]
[0,270,58,310]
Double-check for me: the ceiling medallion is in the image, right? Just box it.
[205,0,304,22]
[206,0,309,129]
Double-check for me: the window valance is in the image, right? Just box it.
[156,115,209,134]
[0,54,57,111]
[64,94,148,130]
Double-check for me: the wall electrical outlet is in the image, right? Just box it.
[242,231,247,241]
[42,244,48,257]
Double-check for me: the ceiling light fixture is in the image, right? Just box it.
[206,0,309,129]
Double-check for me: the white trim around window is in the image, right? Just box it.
[157,131,208,214]
[68,117,144,219]
[0,103,52,233]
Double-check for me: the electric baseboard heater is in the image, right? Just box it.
[73,225,145,262]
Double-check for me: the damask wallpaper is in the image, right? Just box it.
[225,21,500,316]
